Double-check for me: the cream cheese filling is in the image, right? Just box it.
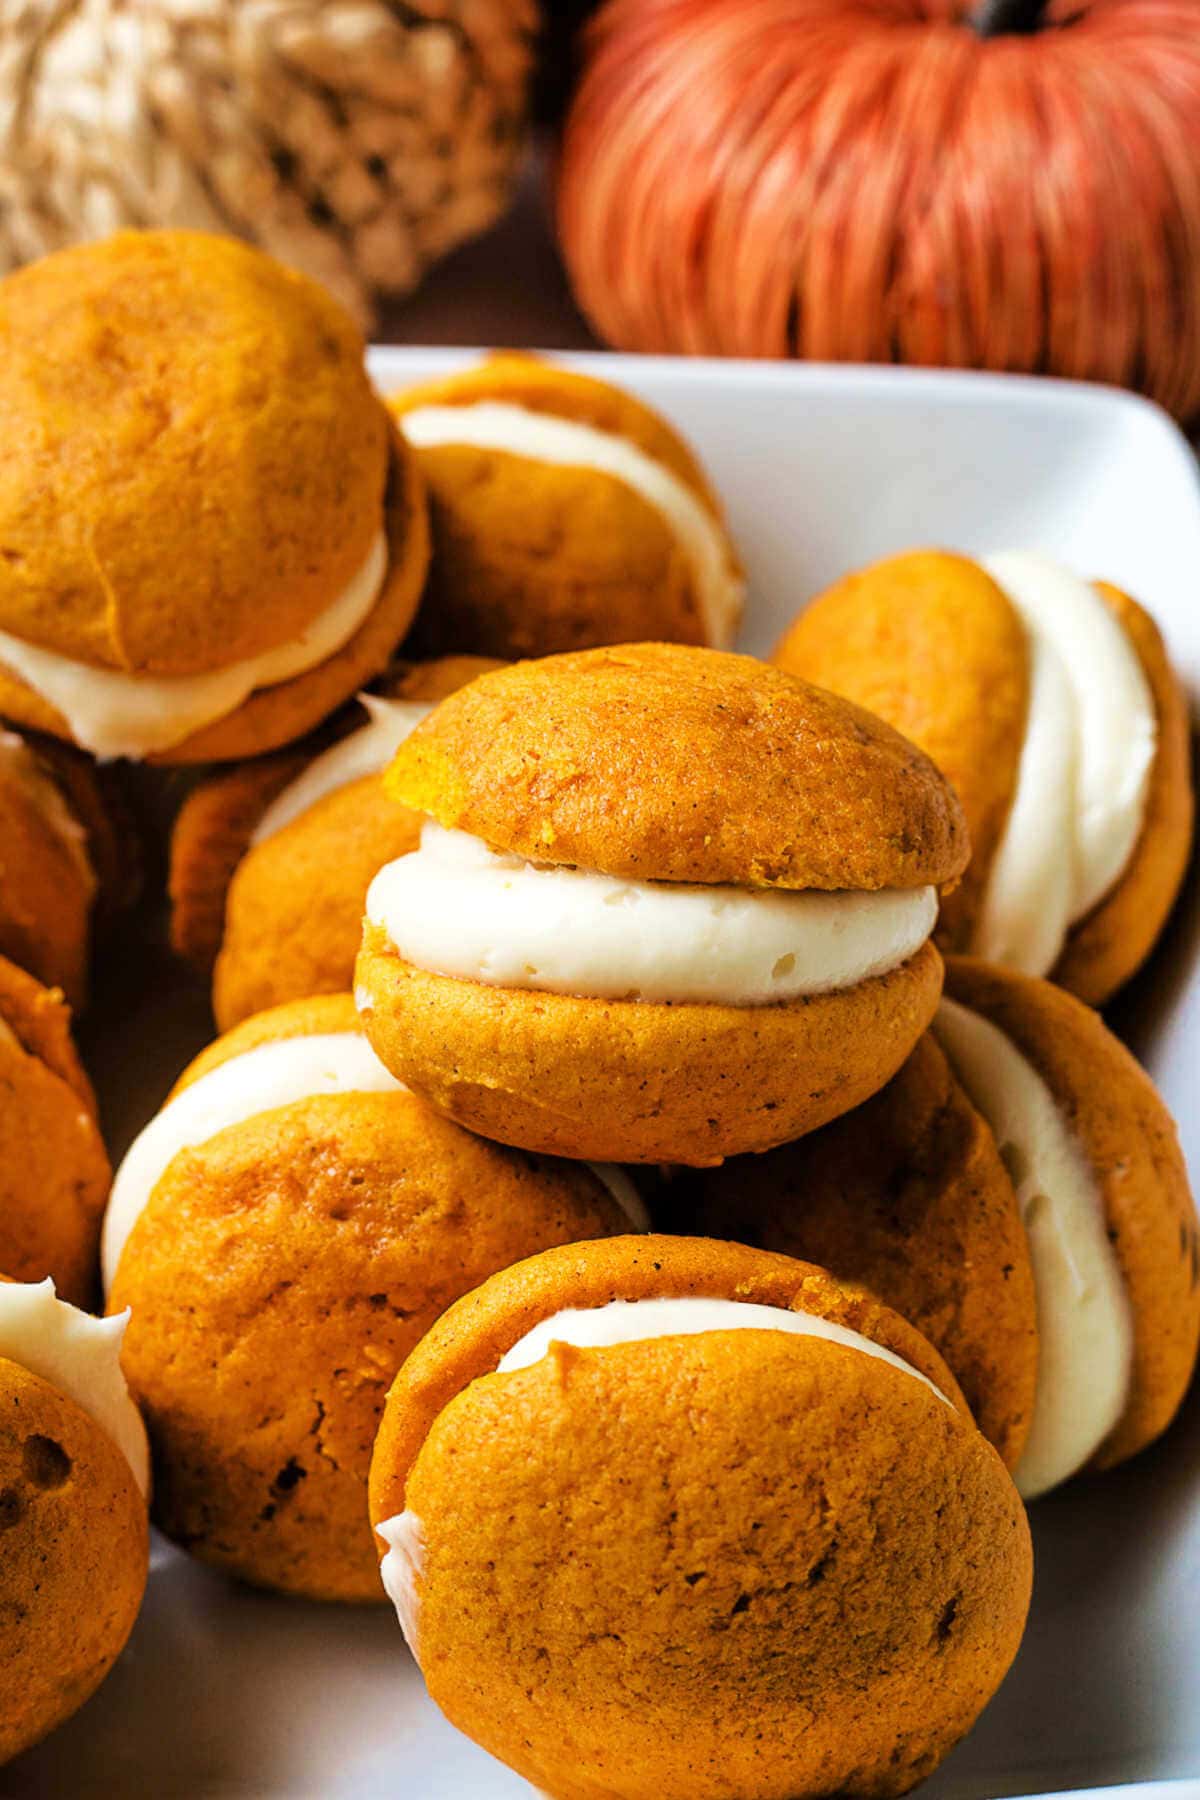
[102,1030,406,1290]
[365,823,937,1006]
[974,553,1156,975]
[0,731,96,895]
[398,400,744,649]
[0,529,389,761]
[0,1280,150,1495]
[377,1294,948,1644]
[103,1029,646,1290]
[250,697,432,847]
[933,997,1133,1499]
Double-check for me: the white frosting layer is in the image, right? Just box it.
[495,1296,950,1403]
[399,401,744,649]
[375,1294,947,1641]
[0,731,96,894]
[0,530,389,760]
[975,553,1156,974]
[103,1030,405,1290]
[366,823,937,1006]
[933,997,1133,1499]
[377,1509,425,1653]
[250,696,432,847]
[0,1280,150,1495]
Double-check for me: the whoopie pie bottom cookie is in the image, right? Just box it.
[369,1235,1032,1800]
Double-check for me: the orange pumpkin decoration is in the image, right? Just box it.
[556,0,1200,417]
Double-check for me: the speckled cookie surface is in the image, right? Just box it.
[384,644,969,891]
[108,995,632,1601]
[0,733,97,1009]
[392,354,739,659]
[357,932,944,1165]
[680,1033,1038,1469]
[370,1237,1030,1800]
[194,657,501,1027]
[771,556,1192,1001]
[1048,586,1193,1003]
[945,957,1200,1472]
[772,550,1028,943]
[0,957,109,1306]
[0,230,388,674]
[0,1357,147,1765]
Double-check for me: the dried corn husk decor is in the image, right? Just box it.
[0,0,538,326]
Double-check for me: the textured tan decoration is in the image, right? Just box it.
[0,0,538,325]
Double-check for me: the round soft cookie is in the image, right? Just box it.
[168,656,500,1028]
[356,643,969,1165]
[369,1234,1032,1800]
[686,960,1200,1498]
[0,956,110,1307]
[0,726,138,1009]
[104,994,644,1602]
[772,549,1193,1003]
[0,230,430,764]
[678,1032,1039,1472]
[0,1277,149,1765]
[390,353,744,658]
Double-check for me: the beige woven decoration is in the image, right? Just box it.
[0,0,538,325]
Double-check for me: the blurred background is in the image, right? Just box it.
[1,0,1198,416]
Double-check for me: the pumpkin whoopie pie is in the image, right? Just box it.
[168,656,499,1029]
[0,230,429,764]
[369,1234,1032,1800]
[0,1277,149,1766]
[391,353,744,659]
[104,994,644,1602]
[0,957,110,1308]
[773,549,1193,1003]
[688,957,1200,1500]
[355,644,968,1165]
[0,726,136,1008]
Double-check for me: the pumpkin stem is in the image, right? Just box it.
[971,0,1049,35]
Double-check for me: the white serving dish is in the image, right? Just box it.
[5,355,1198,1800]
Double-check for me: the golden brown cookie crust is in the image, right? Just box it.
[391,353,724,512]
[370,1233,969,1524]
[0,735,96,1009]
[0,957,109,1306]
[945,957,1200,1473]
[356,932,945,1165]
[680,1033,1039,1470]
[1051,585,1194,1004]
[109,997,632,1600]
[371,1236,1029,1800]
[0,424,430,763]
[0,230,388,674]
[771,550,1028,944]
[0,1359,147,1765]
[168,656,499,977]
[213,773,424,1031]
[392,354,740,660]
[385,644,969,891]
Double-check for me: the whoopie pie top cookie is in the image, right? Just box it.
[356,643,969,1164]
[104,994,644,1601]
[689,958,1200,1499]
[391,353,744,658]
[0,1277,149,1766]
[369,1235,1031,1800]
[0,956,110,1307]
[168,656,499,1030]
[0,231,430,764]
[773,549,1192,1003]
